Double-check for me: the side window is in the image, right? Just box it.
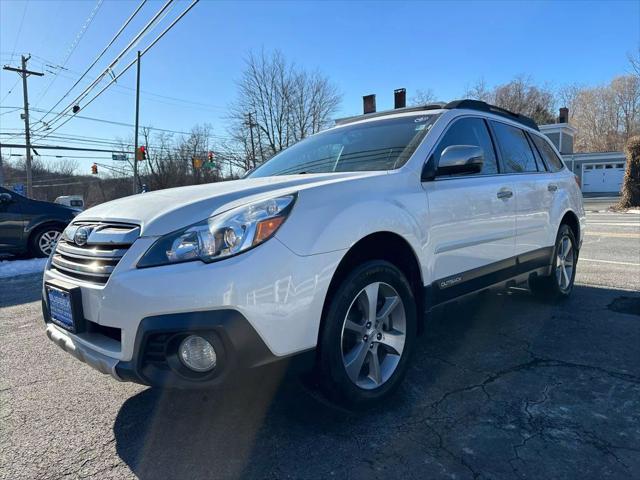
[530,134,565,172]
[432,117,498,175]
[490,121,539,173]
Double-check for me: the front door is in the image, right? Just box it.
[423,117,516,301]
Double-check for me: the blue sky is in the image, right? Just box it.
[1,0,638,170]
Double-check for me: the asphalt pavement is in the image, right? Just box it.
[1,210,639,480]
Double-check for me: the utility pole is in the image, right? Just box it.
[133,50,141,194]
[245,112,257,169]
[3,55,44,198]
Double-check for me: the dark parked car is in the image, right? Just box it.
[0,186,77,257]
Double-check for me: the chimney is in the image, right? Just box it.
[558,107,569,124]
[394,88,406,109]
[363,94,376,114]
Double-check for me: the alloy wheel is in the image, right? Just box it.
[39,230,61,256]
[555,235,575,292]
[340,281,406,390]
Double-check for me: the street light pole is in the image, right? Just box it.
[133,50,141,194]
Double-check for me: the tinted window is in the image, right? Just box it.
[531,134,565,172]
[249,114,440,177]
[491,121,538,173]
[433,117,498,175]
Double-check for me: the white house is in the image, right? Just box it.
[539,112,626,194]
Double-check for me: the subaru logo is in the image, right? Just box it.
[73,226,92,246]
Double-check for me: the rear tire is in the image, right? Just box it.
[529,224,578,301]
[316,260,417,408]
[30,226,63,258]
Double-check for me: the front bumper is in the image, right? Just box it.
[42,236,343,387]
[43,303,279,388]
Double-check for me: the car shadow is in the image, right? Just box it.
[0,272,43,308]
[113,284,640,479]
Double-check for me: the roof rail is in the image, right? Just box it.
[333,99,539,131]
[334,103,445,126]
[444,99,539,131]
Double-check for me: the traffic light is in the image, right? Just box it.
[91,163,98,174]
[136,145,147,161]
[205,151,217,169]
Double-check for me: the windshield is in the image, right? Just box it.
[249,114,440,177]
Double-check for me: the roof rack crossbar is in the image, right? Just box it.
[444,99,539,131]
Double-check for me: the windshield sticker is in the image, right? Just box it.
[415,123,427,131]
[414,116,428,123]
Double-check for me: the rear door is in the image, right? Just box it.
[424,117,516,300]
[0,187,25,251]
[490,121,552,258]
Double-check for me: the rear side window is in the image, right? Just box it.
[530,134,565,172]
[433,117,498,175]
[490,121,538,173]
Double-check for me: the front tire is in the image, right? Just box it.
[530,224,578,301]
[317,260,417,407]
[30,226,63,258]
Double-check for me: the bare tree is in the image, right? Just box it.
[465,75,556,124]
[52,158,79,176]
[570,75,640,152]
[410,88,437,106]
[228,49,341,169]
[628,47,640,78]
[464,78,492,103]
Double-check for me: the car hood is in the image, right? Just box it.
[75,172,383,237]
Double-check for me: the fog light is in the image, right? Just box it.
[178,335,217,372]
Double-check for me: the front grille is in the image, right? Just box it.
[144,333,171,366]
[50,221,140,285]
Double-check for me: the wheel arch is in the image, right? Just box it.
[26,220,67,246]
[559,210,581,246]
[318,231,425,345]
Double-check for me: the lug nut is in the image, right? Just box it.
[363,335,368,341]
[377,333,382,340]
[366,322,371,328]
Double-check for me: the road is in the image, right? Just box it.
[1,211,639,480]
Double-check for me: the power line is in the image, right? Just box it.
[8,0,29,62]
[0,143,127,154]
[35,0,176,130]
[34,0,148,122]
[1,106,213,138]
[0,79,20,105]
[33,0,104,107]
[1,132,132,149]
[7,153,116,160]
[36,0,200,142]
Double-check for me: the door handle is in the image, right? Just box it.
[548,183,558,192]
[497,189,513,200]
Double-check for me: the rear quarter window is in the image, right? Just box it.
[530,134,565,172]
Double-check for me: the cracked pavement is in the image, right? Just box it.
[1,210,639,479]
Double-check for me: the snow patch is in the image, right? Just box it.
[0,258,48,278]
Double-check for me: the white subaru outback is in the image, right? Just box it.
[42,100,585,406]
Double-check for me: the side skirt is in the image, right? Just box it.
[425,246,554,308]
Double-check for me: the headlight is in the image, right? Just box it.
[137,194,296,268]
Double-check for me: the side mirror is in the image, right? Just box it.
[0,192,13,204]
[436,145,484,176]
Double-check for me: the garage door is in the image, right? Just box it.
[582,163,626,193]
